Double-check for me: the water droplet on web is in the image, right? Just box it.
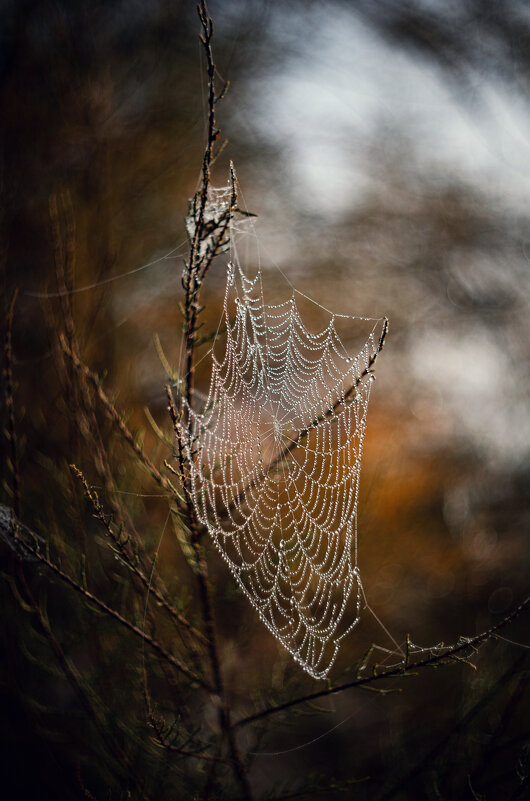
[182,230,381,678]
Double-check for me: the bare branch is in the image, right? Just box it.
[234,594,530,728]
[70,464,207,650]
[3,290,20,517]
[169,5,255,797]
[16,561,154,799]
[62,337,185,510]
[0,505,212,691]
[146,698,228,764]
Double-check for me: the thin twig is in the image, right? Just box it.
[234,594,530,728]
[16,561,154,801]
[62,338,185,509]
[3,290,20,517]
[147,700,228,764]
[377,653,528,801]
[3,509,212,691]
[70,464,207,650]
[183,1,231,412]
[173,4,255,797]
[168,384,252,795]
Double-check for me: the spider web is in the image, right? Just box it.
[181,181,384,679]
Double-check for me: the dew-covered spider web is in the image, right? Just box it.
[181,177,386,679]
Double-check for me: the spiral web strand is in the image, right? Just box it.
[181,180,383,679]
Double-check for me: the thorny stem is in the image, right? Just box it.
[234,594,530,728]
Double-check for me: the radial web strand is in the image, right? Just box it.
[181,178,385,679]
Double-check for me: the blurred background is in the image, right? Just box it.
[1,1,529,799]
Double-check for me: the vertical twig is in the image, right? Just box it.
[183,0,220,412]
[3,290,20,518]
[49,194,137,542]
[173,4,255,797]
[167,386,254,799]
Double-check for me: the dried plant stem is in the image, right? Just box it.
[183,0,225,411]
[49,195,138,539]
[168,386,254,799]
[146,693,227,764]
[3,290,20,517]
[235,593,530,728]
[377,653,528,801]
[61,336,201,652]
[70,464,206,651]
[16,561,154,800]
[62,338,184,509]
[172,4,255,797]
[4,513,211,690]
